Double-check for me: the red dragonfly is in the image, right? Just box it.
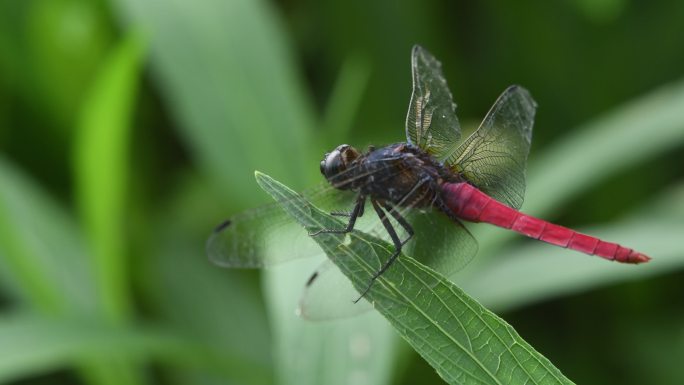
[208,45,649,315]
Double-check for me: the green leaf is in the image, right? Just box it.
[464,181,684,311]
[73,32,145,322]
[110,2,403,384]
[146,173,272,385]
[320,54,371,145]
[525,78,684,217]
[463,220,684,312]
[0,156,97,314]
[472,77,684,257]
[0,312,264,385]
[113,0,317,206]
[255,172,574,385]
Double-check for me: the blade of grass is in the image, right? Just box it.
[147,173,272,385]
[463,220,684,312]
[0,312,267,385]
[320,54,371,146]
[463,180,684,310]
[0,156,148,385]
[73,31,145,322]
[72,32,149,385]
[111,2,405,384]
[0,156,97,314]
[256,172,574,385]
[526,78,684,215]
[113,0,317,206]
[475,78,684,259]
[458,79,684,312]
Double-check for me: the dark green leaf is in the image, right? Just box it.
[256,172,574,385]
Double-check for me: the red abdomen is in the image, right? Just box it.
[442,182,650,264]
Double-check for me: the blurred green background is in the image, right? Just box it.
[1,0,683,384]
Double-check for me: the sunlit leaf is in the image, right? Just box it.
[74,31,145,321]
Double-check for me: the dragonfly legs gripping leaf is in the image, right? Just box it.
[308,194,367,236]
[308,193,415,303]
[354,200,414,302]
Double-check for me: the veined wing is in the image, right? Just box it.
[207,160,426,268]
[444,85,536,209]
[405,45,462,161]
[298,193,478,321]
[207,182,356,268]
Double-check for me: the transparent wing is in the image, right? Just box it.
[445,85,537,209]
[297,259,374,321]
[298,201,478,321]
[405,45,462,161]
[404,209,478,278]
[206,183,356,268]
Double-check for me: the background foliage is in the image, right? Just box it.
[1,0,683,384]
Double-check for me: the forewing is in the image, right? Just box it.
[405,45,461,160]
[207,183,355,268]
[445,85,537,209]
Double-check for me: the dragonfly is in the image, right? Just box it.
[208,45,650,317]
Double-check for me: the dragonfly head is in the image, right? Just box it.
[320,144,360,189]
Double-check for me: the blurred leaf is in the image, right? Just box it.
[0,312,261,385]
[570,0,625,23]
[465,180,684,311]
[526,79,684,216]
[112,2,404,385]
[474,79,684,259]
[113,0,317,207]
[0,157,149,385]
[263,258,400,385]
[146,173,272,385]
[74,32,145,322]
[463,220,684,312]
[321,54,371,145]
[256,172,573,385]
[26,0,114,128]
[0,156,97,314]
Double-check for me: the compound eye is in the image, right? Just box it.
[322,150,342,178]
[319,154,329,175]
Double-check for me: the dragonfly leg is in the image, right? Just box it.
[354,199,414,303]
[381,202,414,243]
[309,194,366,236]
[330,202,364,217]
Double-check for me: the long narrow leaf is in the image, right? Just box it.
[256,172,574,385]
[113,0,317,205]
[0,313,264,385]
[475,79,684,258]
[0,156,97,314]
[74,32,145,322]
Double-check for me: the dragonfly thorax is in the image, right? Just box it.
[322,143,458,209]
